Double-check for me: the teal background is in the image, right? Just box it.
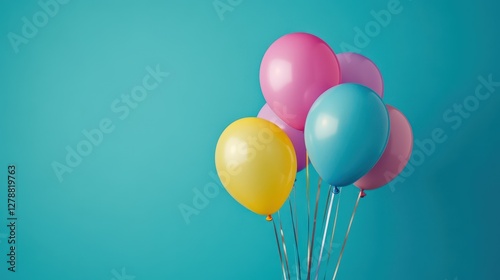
[0,0,499,279]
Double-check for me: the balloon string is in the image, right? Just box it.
[306,152,311,268]
[278,211,291,280]
[293,185,298,252]
[332,190,363,280]
[323,193,342,280]
[306,177,322,280]
[288,190,301,278]
[319,186,332,243]
[273,217,288,280]
[314,186,337,280]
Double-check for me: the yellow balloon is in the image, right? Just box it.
[215,117,297,218]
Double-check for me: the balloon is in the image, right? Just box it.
[304,83,390,187]
[337,52,384,98]
[260,32,341,131]
[258,104,307,172]
[215,117,297,217]
[355,105,413,190]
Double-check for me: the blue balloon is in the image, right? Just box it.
[304,83,390,187]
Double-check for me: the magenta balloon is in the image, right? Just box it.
[354,105,413,190]
[337,52,384,98]
[260,32,341,131]
[258,104,307,172]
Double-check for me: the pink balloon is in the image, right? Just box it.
[260,32,341,131]
[258,104,307,172]
[354,105,413,190]
[337,52,384,98]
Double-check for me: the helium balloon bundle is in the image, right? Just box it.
[214,32,413,280]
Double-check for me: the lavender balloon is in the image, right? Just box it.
[258,104,307,172]
[337,52,384,98]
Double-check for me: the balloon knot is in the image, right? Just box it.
[360,190,366,198]
[333,186,340,194]
[266,215,273,222]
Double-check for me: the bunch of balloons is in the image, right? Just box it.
[214,32,413,279]
[215,32,412,216]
